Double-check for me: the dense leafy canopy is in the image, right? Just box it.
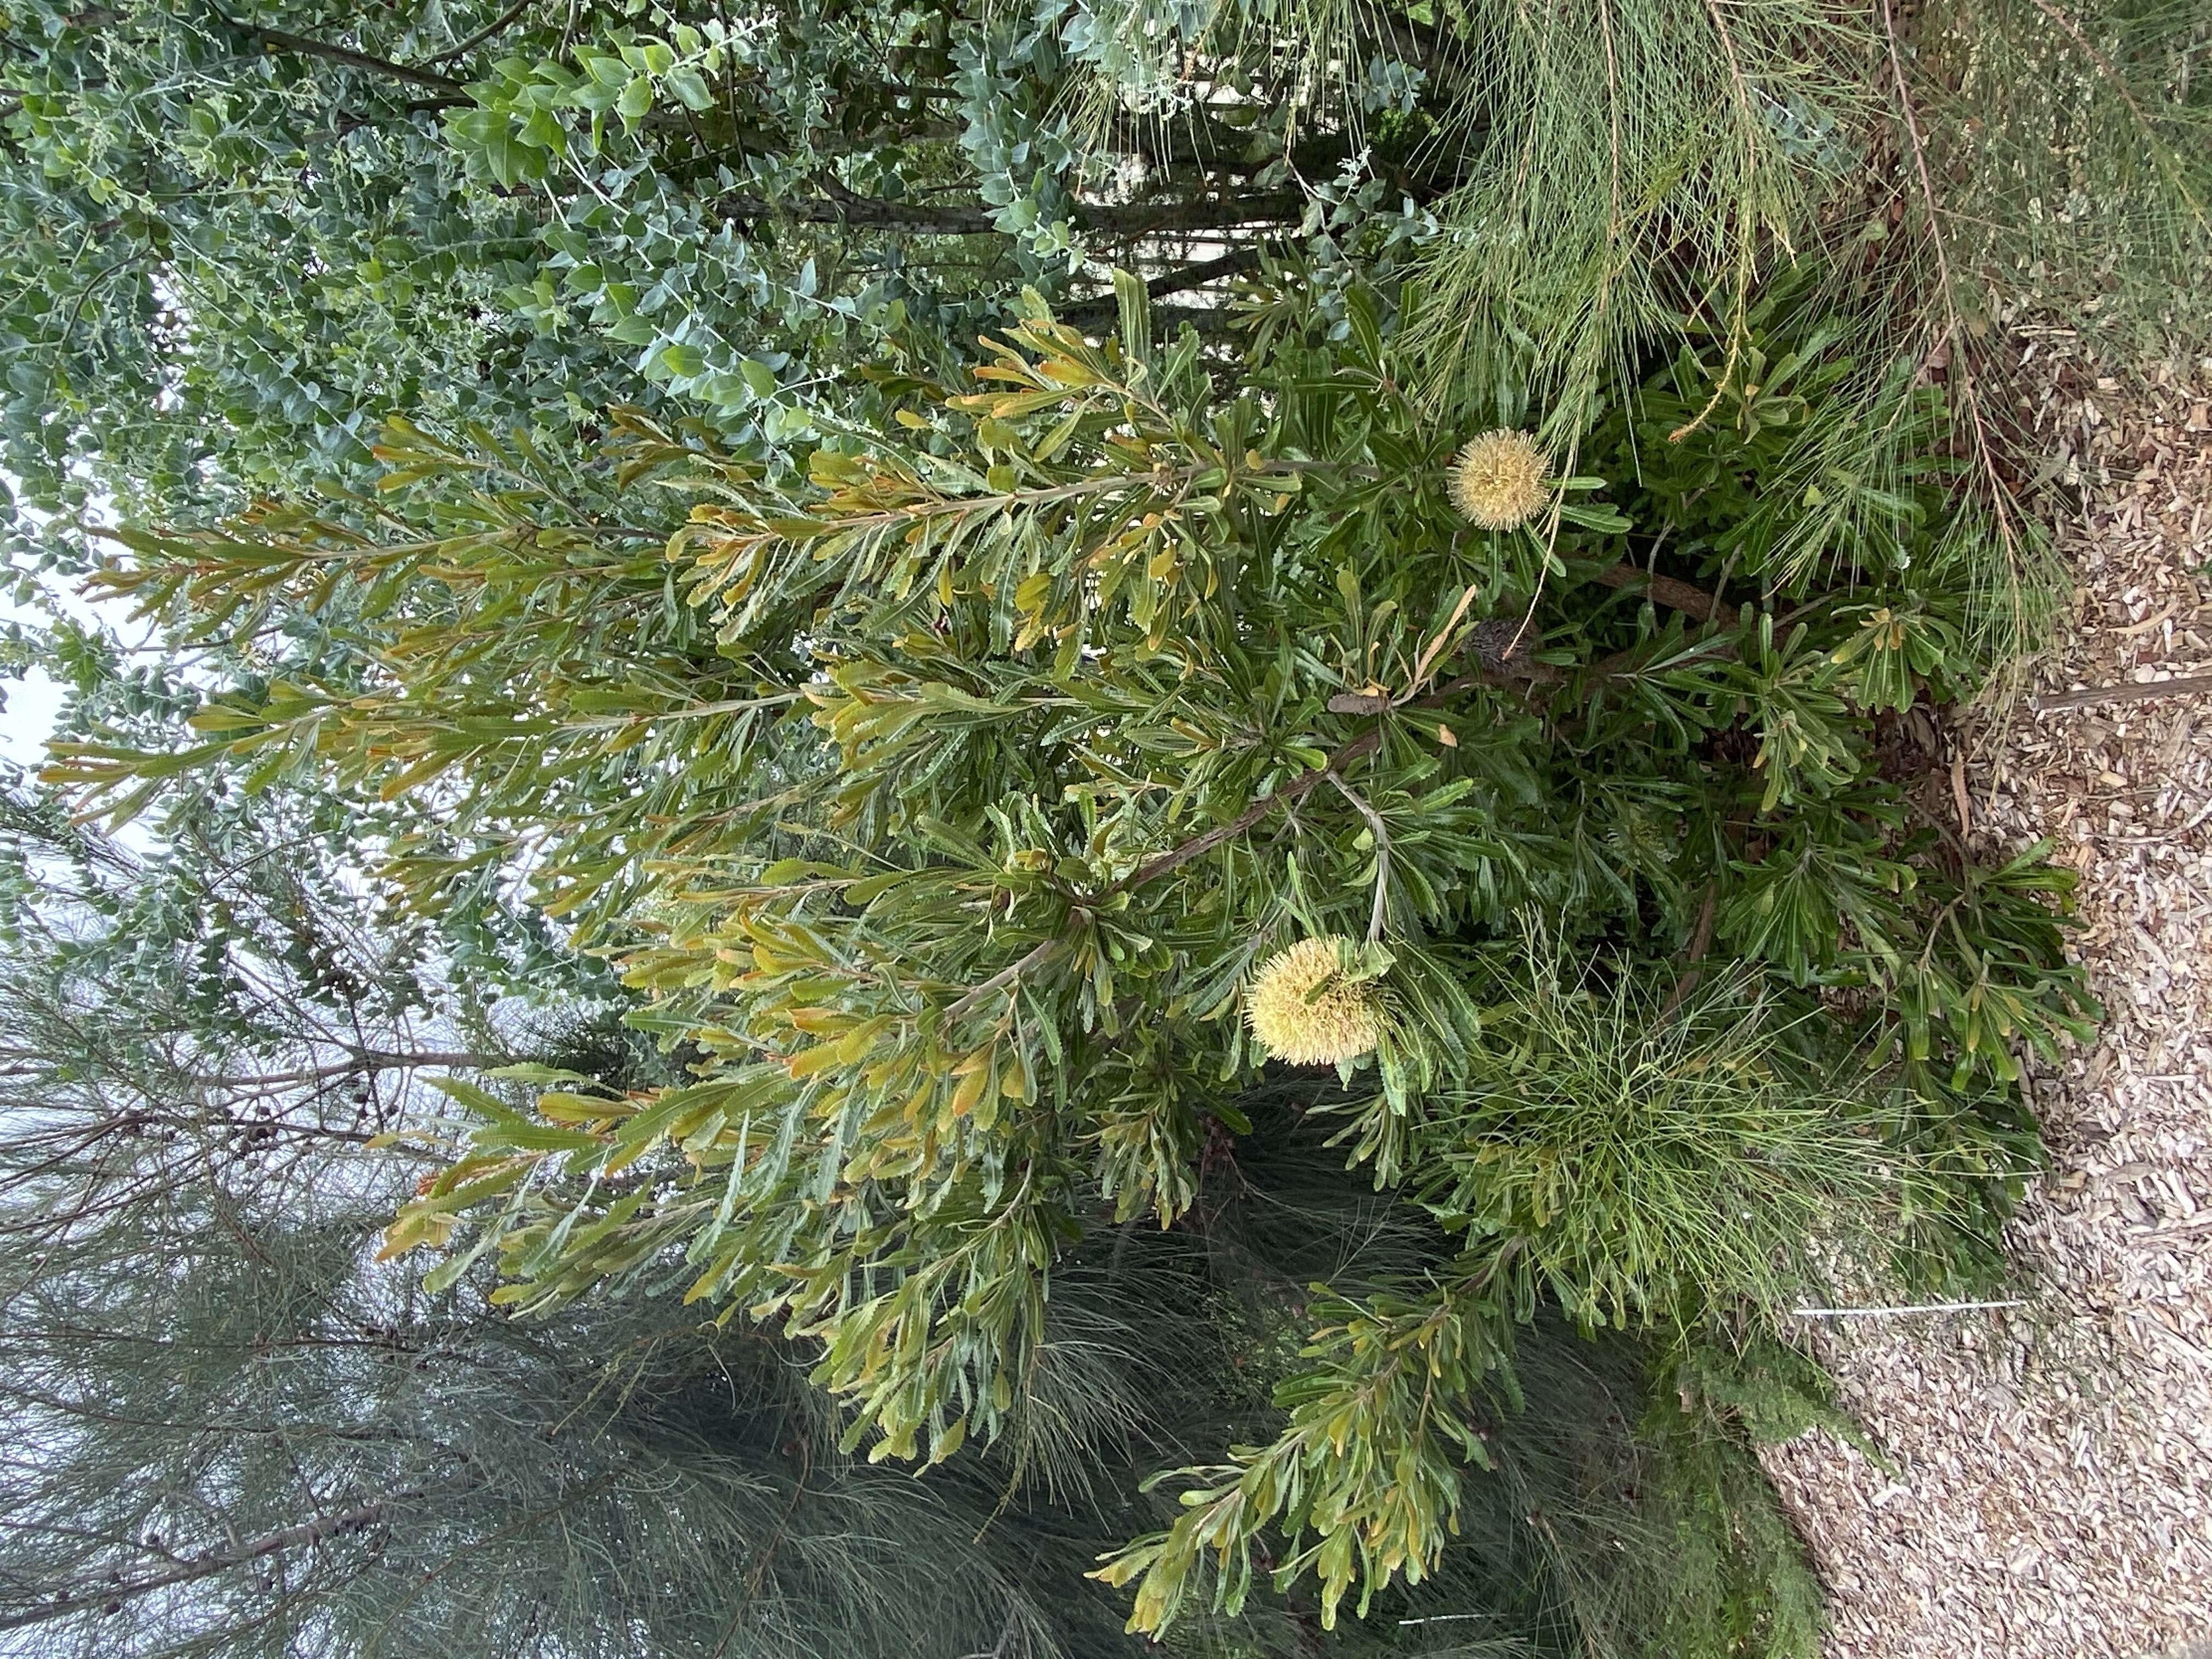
[57,273,2096,1642]
[0,0,1415,543]
[9,0,2199,551]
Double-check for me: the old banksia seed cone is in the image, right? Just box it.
[1448,429,1551,531]
[1245,935,1382,1066]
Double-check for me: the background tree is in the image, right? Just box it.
[4,0,2200,582]
[0,0,1420,558]
[0,766,1101,1657]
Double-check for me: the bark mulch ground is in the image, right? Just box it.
[1759,348,2212,1659]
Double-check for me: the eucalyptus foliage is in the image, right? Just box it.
[0,0,1420,560]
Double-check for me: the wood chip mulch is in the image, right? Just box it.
[1757,348,2212,1659]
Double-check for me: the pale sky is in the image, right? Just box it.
[1,594,74,770]
[3,479,114,769]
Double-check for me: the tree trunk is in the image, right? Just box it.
[1062,246,1269,326]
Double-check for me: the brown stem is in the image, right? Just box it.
[1592,562,1738,628]
[1111,730,1383,896]
[947,600,1629,1008]
[944,935,1068,1021]
[218,16,471,94]
[1656,882,1719,1023]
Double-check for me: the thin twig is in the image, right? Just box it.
[1111,730,1384,895]
[944,935,1068,1022]
[1792,1299,2025,1318]
[199,1051,500,1090]
[700,467,1211,560]
[707,1440,811,1659]
[1669,0,1759,443]
[1878,0,2024,563]
[568,690,805,730]
[54,255,138,350]
[423,0,535,65]
[216,14,470,94]
[0,1480,476,1633]
[1597,0,1623,234]
[1590,562,1738,627]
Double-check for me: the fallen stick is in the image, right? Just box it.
[2032,672,2212,712]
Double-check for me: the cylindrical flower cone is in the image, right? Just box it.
[1448,430,1551,531]
[1245,935,1382,1065]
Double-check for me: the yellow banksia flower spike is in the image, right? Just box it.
[1447,429,1551,531]
[1245,935,1382,1066]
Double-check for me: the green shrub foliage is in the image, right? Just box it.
[56,268,2095,1651]
[14,0,2201,1650]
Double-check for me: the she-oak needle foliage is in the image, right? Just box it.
[57,261,2097,1651]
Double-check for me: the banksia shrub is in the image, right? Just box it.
[1245,936,1383,1065]
[1448,430,1551,530]
[81,280,2096,1653]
